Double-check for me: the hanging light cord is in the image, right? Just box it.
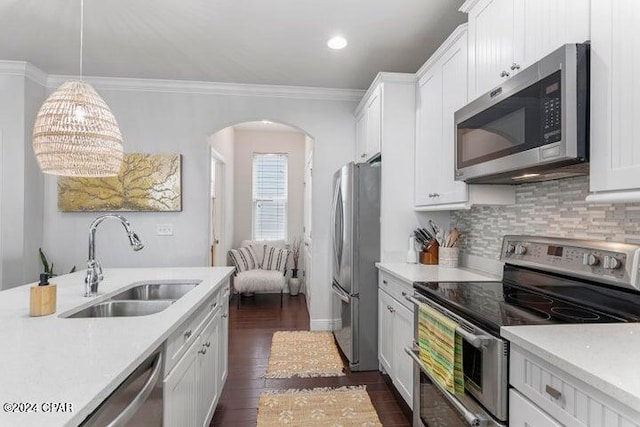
[79,0,84,79]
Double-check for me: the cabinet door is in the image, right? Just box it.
[517,0,590,70]
[164,337,201,427]
[467,0,517,99]
[377,289,394,374]
[365,85,382,160]
[355,110,367,162]
[414,70,443,207]
[392,301,414,409]
[435,32,469,205]
[200,312,220,427]
[590,0,640,193]
[218,289,229,387]
[510,389,562,427]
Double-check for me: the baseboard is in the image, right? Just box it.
[309,318,340,331]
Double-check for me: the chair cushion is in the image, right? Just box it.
[263,246,290,273]
[229,246,261,272]
[241,240,286,266]
[233,269,286,293]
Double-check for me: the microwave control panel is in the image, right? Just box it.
[542,75,562,144]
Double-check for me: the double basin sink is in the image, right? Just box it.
[66,282,200,319]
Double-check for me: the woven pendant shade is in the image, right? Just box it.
[32,80,124,177]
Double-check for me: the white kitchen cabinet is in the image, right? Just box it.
[377,288,394,375]
[378,272,414,408]
[510,345,640,427]
[356,73,417,262]
[587,0,640,203]
[510,389,562,427]
[164,284,229,427]
[199,311,220,427]
[414,25,514,210]
[462,0,590,100]
[164,335,201,427]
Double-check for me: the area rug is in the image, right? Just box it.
[264,331,345,378]
[257,386,382,426]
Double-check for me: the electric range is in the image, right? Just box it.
[406,235,640,427]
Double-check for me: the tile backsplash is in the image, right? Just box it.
[452,176,640,260]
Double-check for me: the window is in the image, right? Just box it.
[252,154,288,241]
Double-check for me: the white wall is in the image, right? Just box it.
[40,77,358,329]
[232,129,305,247]
[0,65,46,289]
[209,126,235,266]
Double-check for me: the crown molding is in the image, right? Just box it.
[354,72,418,114]
[46,74,365,102]
[0,61,48,86]
[459,0,483,13]
[416,23,468,80]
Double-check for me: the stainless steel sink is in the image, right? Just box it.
[66,300,174,318]
[110,282,200,301]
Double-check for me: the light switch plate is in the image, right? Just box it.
[157,224,174,236]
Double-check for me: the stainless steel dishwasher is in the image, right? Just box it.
[81,349,163,427]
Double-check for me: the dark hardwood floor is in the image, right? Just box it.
[211,293,412,426]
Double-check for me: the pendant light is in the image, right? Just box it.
[32,0,123,177]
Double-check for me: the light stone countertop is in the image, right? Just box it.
[375,262,500,284]
[502,323,640,412]
[0,267,234,427]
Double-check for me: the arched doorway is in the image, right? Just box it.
[207,120,314,305]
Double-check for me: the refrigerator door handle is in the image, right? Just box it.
[331,281,350,303]
[330,179,343,273]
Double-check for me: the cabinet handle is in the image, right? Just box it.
[211,301,217,310]
[382,280,388,285]
[545,385,562,400]
[184,330,192,339]
[222,313,228,318]
[500,70,510,78]
[361,153,366,159]
[389,307,395,313]
[198,347,207,355]
[428,193,434,198]
[434,193,440,197]
[205,341,211,348]
[510,63,521,71]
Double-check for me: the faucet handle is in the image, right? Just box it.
[95,261,104,281]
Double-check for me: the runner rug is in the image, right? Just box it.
[257,386,382,427]
[264,331,345,378]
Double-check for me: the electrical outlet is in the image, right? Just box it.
[156,224,174,236]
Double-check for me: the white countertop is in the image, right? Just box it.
[375,262,500,284]
[502,323,640,411]
[0,267,234,427]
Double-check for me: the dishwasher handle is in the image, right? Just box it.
[107,352,163,427]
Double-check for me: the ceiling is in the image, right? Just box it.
[0,0,466,89]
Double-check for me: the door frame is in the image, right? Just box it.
[209,147,226,266]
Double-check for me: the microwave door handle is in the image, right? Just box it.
[404,293,491,349]
[404,346,490,427]
[106,352,163,427]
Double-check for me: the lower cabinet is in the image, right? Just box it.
[378,287,414,408]
[164,282,230,427]
[510,389,562,427]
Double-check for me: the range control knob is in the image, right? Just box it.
[515,245,528,255]
[603,256,622,270]
[506,244,516,254]
[583,253,599,267]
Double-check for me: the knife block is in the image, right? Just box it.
[419,243,439,265]
[29,284,57,317]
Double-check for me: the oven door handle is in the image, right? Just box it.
[405,346,490,427]
[405,293,492,349]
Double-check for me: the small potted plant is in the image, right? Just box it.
[288,237,302,295]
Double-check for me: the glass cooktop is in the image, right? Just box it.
[413,266,640,336]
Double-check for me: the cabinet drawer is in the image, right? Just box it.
[165,289,221,375]
[378,272,413,312]
[510,345,640,427]
[510,389,562,427]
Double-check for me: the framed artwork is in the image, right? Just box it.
[58,153,182,212]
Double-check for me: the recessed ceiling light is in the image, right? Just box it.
[327,36,348,50]
[261,120,273,125]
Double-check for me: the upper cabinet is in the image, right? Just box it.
[587,0,640,203]
[354,85,382,162]
[355,73,418,262]
[462,0,590,100]
[414,25,515,210]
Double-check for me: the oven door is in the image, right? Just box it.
[406,294,508,425]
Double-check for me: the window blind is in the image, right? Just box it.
[252,154,288,241]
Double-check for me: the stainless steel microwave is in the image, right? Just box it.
[454,43,590,184]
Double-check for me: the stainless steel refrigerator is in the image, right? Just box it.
[331,161,380,372]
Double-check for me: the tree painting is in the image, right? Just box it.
[58,154,182,212]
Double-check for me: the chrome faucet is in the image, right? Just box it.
[85,214,144,297]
